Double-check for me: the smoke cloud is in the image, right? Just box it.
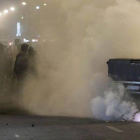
[91,81,138,121]
[133,112,140,122]
[19,0,140,119]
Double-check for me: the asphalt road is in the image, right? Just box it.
[0,93,140,140]
[0,113,139,140]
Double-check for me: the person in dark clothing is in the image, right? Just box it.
[14,44,29,92]
[14,44,29,78]
[28,46,37,76]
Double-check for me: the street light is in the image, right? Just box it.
[36,6,40,9]
[4,10,9,14]
[23,38,29,43]
[22,2,27,5]
[32,39,38,42]
[10,7,15,11]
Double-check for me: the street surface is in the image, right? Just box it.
[0,94,140,140]
[0,112,140,140]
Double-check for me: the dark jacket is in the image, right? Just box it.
[14,52,28,78]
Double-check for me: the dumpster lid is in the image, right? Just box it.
[108,59,140,63]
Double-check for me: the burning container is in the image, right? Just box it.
[107,59,140,94]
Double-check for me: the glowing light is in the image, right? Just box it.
[4,10,9,14]
[36,6,40,9]
[9,42,13,46]
[16,22,21,37]
[0,13,2,16]
[21,16,24,19]
[44,3,47,6]
[10,7,15,11]
[22,2,27,5]
[32,39,38,42]
[23,38,29,43]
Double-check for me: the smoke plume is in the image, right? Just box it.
[91,81,138,121]
[19,0,140,119]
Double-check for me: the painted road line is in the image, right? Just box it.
[107,126,123,133]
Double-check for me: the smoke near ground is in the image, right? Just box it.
[18,0,140,119]
[91,81,138,121]
[133,112,140,122]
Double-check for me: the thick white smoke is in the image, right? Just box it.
[133,113,140,122]
[91,81,138,121]
[19,0,140,120]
